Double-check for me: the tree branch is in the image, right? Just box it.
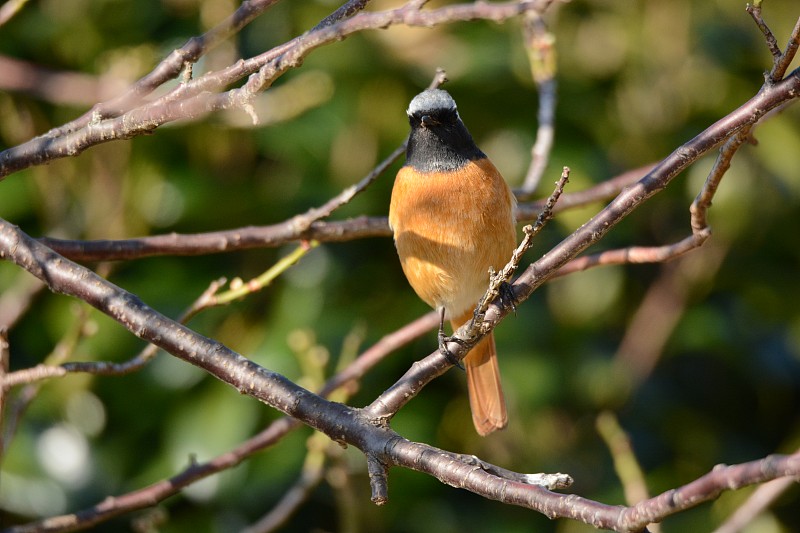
[0,0,552,179]
[517,13,558,197]
[511,68,800,307]
[1,4,798,532]
[38,164,645,263]
[2,56,799,524]
[2,310,435,533]
[364,69,800,424]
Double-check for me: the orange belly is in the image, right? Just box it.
[388,157,517,318]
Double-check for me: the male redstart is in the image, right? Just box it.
[389,89,517,436]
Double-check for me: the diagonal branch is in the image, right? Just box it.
[556,125,751,279]
[2,311,435,533]
[746,7,800,82]
[364,68,800,424]
[37,0,346,139]
[0,218,348,435]
[509,68,800,310]
[0,0,552,179]
[1,60,799,525]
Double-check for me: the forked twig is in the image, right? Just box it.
[471,166,570,335]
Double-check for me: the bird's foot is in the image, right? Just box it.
[438,329,466,370]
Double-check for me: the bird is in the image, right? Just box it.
[388,88,517,436]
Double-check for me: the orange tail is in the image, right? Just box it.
[451,314,507,436]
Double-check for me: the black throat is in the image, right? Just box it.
[405,118,485,172]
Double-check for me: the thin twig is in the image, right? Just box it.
[1,278,223,388]
[0,0,551,179]
[746,4,783,64]
[596,412,660,533]
[0,0,30,28]
[1,306,91,458]
[774,17,800,80]
[190,241,318,312]
[0,328,9,461]
[40,0,284,137]
[472,167,570,335]
[1,240,317,388]
[713,461,800,533]
[3,303,431,533]
[518,13,557,197]
[746,6,800,82]
[39,164,641,263]
[556,123,751,278]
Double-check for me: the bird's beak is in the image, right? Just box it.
[420,115,437,128]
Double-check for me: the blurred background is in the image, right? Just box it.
[1,0,800,531]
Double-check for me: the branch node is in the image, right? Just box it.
[180,60,194,84]
[455,454,573,490]
[746,3,800,81]
[471,166,570,332]
[367,455,390,505]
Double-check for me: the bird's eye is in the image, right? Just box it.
[420,114,441,128]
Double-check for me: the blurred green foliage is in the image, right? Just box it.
[1,0,800,531]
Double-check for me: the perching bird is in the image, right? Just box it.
[388,89,517,436]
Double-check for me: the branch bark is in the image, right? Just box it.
[0,0,551,179]
[1,3,799,532]
[36,166,646,263]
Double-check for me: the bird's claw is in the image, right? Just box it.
[438,330,466,370]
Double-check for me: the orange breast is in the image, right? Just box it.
[388,158,517,318]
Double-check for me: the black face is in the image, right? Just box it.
[405,103,484,172]
[403,89,485,172]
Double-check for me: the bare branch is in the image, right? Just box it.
[1,278,225,388]
[616,453,800,531]
[0,328,8,459]
[39,164,643,263]
[40,216,390,262]
[1,306,91,459]
[597,411,659,533]
[777,17,800,80]
[473,167,570,334]
[746,3,783,66]
[365,70,800,425]
[1,239,320,390]
[518,13,558,197]
[313,0,374,30]
[746,6,800,81]
[556,121,753,279]
[3,416,301,533]
[386,440,800,532]
[713,457,800,533]
[0,0,30,28]
[41,0,284,136]
[508,68,800,310]
[2,285,432,533]
[0,0,552,179]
